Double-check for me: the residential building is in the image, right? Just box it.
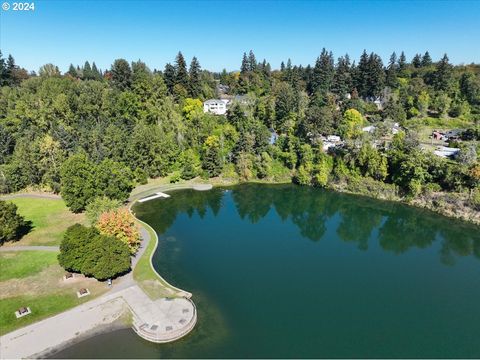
[203,99,229,115]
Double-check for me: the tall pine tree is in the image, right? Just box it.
[163,63,175,94]
[174,51,189,89]
[434,54,453,92]
[310,48,334,95]
[421,51,432,67]
[188,56,202,98]
[386,52,398,88]
[332,54,352,97]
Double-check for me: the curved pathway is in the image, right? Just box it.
[0,185,212,357]
[0,193,62,201]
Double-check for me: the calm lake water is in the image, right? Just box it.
[53,184,480,358]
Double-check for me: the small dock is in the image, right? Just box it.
[138,192,171,203]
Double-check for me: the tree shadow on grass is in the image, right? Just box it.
[16,220,33,240]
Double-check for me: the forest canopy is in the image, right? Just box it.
[0,49,479,217]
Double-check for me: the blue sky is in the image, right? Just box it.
[1,0,479,73]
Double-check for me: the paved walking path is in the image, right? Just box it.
[0,193,62,201]
[0,186,211,357]
[0,225,196,359]
[0,283,196,359]
[0,245,60,252]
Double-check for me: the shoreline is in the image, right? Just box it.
[0,186,206,359]
[32,316,130,359]
[126,176,480,226]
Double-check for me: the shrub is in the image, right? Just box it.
[169,172,181,183]
[134,168,148,185]
[294,165,312,185]
[96,209,141,254]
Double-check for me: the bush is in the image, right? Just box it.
[134,168,148,185]
[294,165,312,185]
[0,200,29,245]
[169,172,181,183]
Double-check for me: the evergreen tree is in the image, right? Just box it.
[188,56,202,98]
[434,54,453,92]
[202,135,222,177]
[332,55,352,97]
[241,52,249,74]
[421,51,432,67]
[398,51,407,74]
[0,200,28,244]
[248,50,257,72]
[280,61,285,72]
[310,48,334,95]
[355,50,370,98]
[412,54,422,68]
[5,55,17,86]
[91,62,102,80]
[83,61,92,80]
[67,64,78,78]
[110,59,132,90]
[386,52,398,88]
[174,51,189,89]
[163,63,176,94]
[0,51,6,86]
[368,53,385,97]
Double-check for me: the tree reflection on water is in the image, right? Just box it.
[134,184,480,266]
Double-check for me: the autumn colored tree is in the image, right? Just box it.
[96,208,141,254]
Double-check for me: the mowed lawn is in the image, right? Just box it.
[0,251,108,335]
[4,198,87,246]
[0,197,104,335]
[0,251,58,281]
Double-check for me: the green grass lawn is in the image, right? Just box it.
[0,292,92,335]
[5,198,86,246]
[0,197,107,335]
[0,251,58,281]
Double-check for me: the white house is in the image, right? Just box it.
[203,99,229,115]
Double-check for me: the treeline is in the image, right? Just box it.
[0,49,479,216]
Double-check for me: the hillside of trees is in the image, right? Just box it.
[0,49,479,222]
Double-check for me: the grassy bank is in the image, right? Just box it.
[131,184,199,300]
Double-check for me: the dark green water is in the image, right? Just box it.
[54,184,480,358]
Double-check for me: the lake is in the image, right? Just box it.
[53,184,480,358]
